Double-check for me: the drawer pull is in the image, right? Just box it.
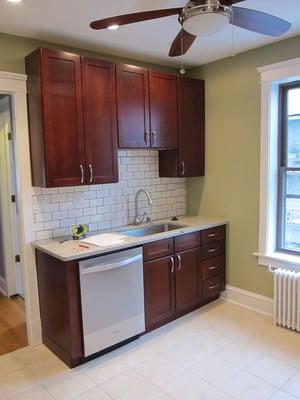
[209,284,220,290]
[208,233,216,238]
[208,265,218,270]
[208,248,218,253]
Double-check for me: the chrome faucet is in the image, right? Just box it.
[134,189,153,225]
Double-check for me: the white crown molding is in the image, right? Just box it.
[221,285,274,317]
[0,72,27,81]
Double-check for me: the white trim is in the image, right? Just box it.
[255,252,300,272]
[257,58,300,272]
[0,72,42,346]
[0,99,18,296]
[0,72,27,82]
[0,276,7,296]
[221,285,273,317]
[258,57,300,76]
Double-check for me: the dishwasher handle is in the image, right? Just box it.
[80,254,142,275]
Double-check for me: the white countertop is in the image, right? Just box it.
[32,215,228,262]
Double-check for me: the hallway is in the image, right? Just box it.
[0,293,27,355]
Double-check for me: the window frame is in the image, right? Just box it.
[277,81,300,255]
[256,57,300,271]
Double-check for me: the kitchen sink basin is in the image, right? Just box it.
[120,224,187,237]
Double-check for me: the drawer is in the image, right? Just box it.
[203,275,222,300]
[202,225,225,245]
[202,256,225,280]
[143,238,174,262]
[175,232,201,253]
[202,240,225,260]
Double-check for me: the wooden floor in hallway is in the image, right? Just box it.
[0,293,27,355]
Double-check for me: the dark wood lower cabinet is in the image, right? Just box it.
[35,225,227,367]
[175,249,202,314]
[35,250,83,367]
[144,256,176,330]
[144,225,226,331]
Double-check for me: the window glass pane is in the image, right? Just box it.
[283,171,300,252]
[288,87,300,116]
[287,88,300,167]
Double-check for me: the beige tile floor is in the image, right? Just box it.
[1,300,300,400]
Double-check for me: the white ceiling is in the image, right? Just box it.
[0,0,300,68]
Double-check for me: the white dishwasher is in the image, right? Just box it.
[79,247,145,357]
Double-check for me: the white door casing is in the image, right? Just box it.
[0,71,41,345]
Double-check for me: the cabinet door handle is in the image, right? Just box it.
[80,165,84,184]
[208,265,219,270]
[209,284,220,290]
[208,233,216,238]
[88,164,93,183]
[181,161,185,176]
[152,131,157,147]
[170,256,175,273]
[208,248,218,253]
[177,254,182,271]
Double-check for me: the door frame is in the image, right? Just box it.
[0,71,41,346]
[0,96,19,296]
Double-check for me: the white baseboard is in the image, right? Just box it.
[221,285,274,317]
[0,276,7,296]
[27,318,42,346]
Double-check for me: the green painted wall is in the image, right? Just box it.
[188,35,300,298]
[0,32,175,74]
[2,30,300,298]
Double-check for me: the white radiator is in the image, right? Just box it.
[274,268,300,332]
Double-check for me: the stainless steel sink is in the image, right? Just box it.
[120,224,187,237]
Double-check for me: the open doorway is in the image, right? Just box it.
[0,94,27,355]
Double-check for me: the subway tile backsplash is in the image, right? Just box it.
[32,150,187,240]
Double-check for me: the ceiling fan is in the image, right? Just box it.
[90,0,291,57]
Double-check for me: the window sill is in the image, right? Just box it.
[254,251,300,272]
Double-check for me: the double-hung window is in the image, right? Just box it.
[257,58,300,270]
[278,83,300,254]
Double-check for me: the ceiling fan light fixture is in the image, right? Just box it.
[107,24,120,31]
[182,4,232,36]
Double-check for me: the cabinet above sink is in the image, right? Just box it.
[25,47,205,188]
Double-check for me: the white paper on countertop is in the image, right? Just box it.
[80,233,127,247]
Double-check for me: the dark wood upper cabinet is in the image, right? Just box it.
[159,77,205,177]
[26,48,118,187]
[175,248,202,314]
[82,58,118,184]
[116,64,150,148]
[149,71,178,149]
[26,48,85,187]
[26,47,205,186]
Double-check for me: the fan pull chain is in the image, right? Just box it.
[179,27,186,75]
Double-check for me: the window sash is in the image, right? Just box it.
[277,81,300,254]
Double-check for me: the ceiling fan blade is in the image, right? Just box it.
[169,29,197,57]
[231,7,291,36]
[90,8,182,30]
[221,0,246,5]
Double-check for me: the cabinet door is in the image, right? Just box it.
[144,256,175,329]
[175,248,201,314]
[82,58,118,184]
[149,71,178,149]
[41,49,85,187]
[116,64,150,148]
[178,77,205,177]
